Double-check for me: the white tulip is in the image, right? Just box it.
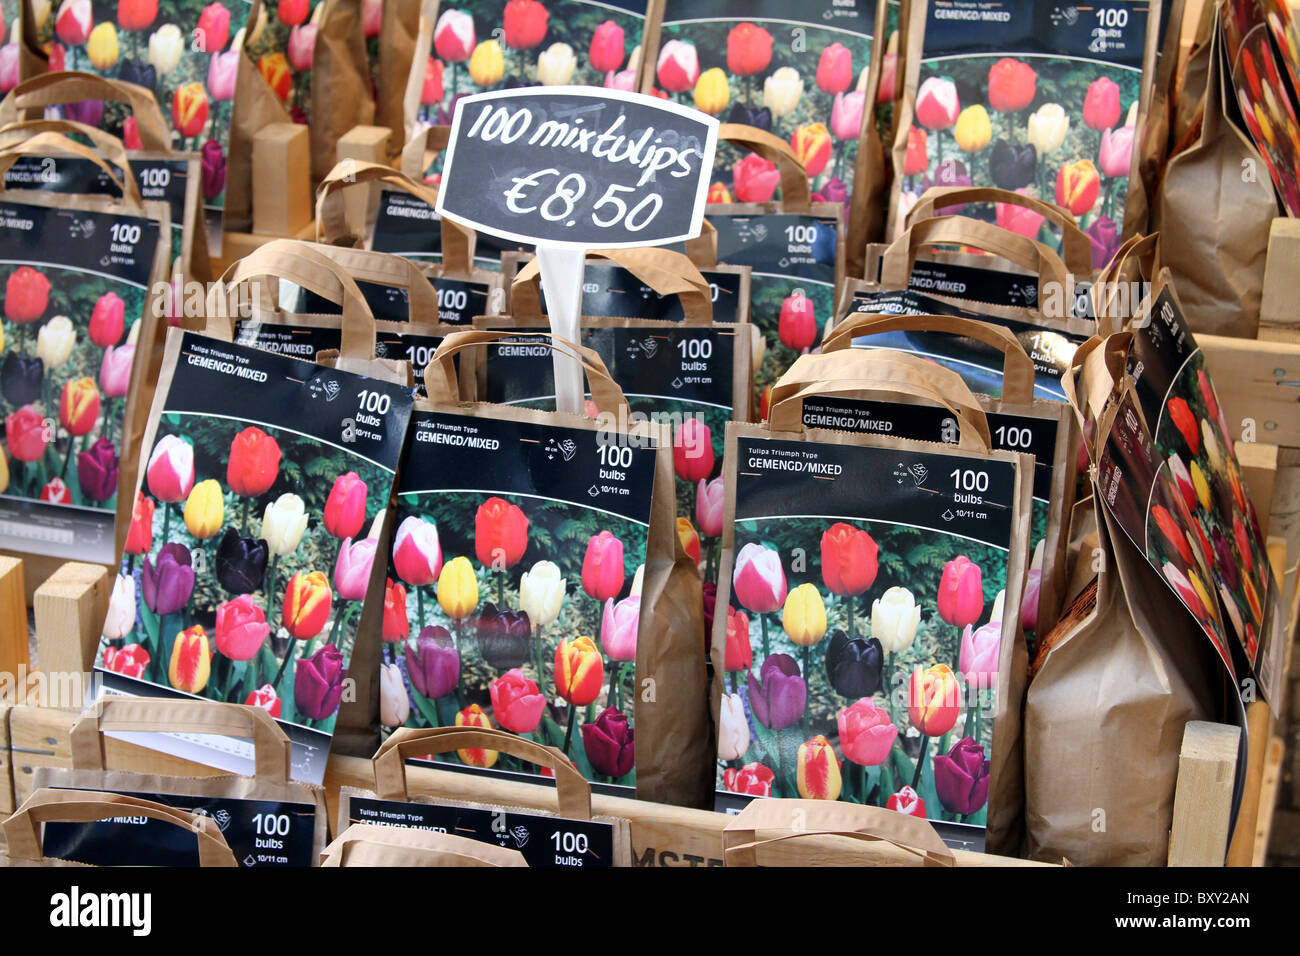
[148,24,185,76]
[1027,103,1069,157]
[261,493,310,556]
[36,316,75,368]
[717,692,750,761]
[380,662,409,727]
[103,573,136,640]
[870,586,921,653]
[536,42,577,86]
[519,560,566,629]
[629,563,645,597]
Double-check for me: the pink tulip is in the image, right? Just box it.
[100,344,135,398]
[604,68,636,91]
[696,476,726,538]
[959,620,1001,684]
[877,52,897,104]
[145,434,194,503]
[601,595,640,662]
[830,90,865,141]
[362,0,382,38]
[915,76,960,130]
[937,555,983,628]
[588,20,624,73]
[334,536,378,601]
[392,515,442,587]
[732,542,787,614]
[837,699,898,766]
[1020,568,1041,632]
[995,192,1046,239]
[433,8,475,63]
[1082,77,1121,131]
[288,23,317,72]
[1098,124,1135,178]
[656,39,699,94]
[208,50,239,101]
[0,43,20,94]
[581,530,625,602]
[733,152,780,203]
[56,0,93,46]
[673,417,714,483]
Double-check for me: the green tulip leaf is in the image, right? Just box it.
[407,680,441,729]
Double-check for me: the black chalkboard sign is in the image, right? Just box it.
[436,88,717,250]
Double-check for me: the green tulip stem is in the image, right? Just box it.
[496,570,505,608]
[847,593,855,639]
[561,702,576,757]
[966,696,979,746]
[886,650,896,722]
[161,501,172,546]
[760,613,770,661]
[772,727,783,796]
[242,496,252,535]
[270,638,298,695]
[416,586,428,632]
[18,321,26,356]
[800,644,809,683]
[857,762,867,804]
[729,671,737,695]
[60,434,76,480]
[911,734,929,790]
[448,62,458,103]
[264,553,279,622]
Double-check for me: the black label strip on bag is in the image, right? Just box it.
[40,789,316,868]
[295,275,489,326]
[347,796,614,868]
[525,260,744,324]
[371,190,529,273]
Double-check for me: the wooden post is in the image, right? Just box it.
[32,563,110,707]
[336,125,391,238]
[1198,335,1300,448]
[253,122,313,237]
[1259,218,1300,341]
[0,704,12,814]
[1238,442,1278,537]
[0,556,26,680]
[1168,721,1241,866]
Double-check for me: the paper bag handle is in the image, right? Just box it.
[296,242,440,328]
[1091,233,1160,333]
[684,218,718,269]
[823,311,1037,405]
[719,122,812,212]
[424,328,629,416]
[211,239,377,359]
[0,71,172,149]
[722,798,955,867]
[70,697,292,782]
[320,823,528,867]
[373,726,592,820]
[1061,331,1131,444]
[0,126,142,208]
[880,215,1071,304]
[3,788,238,867]
[511,247,713,324]
[399,123,450,179]
[907,186,1094,276]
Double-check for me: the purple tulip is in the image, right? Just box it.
[141,542,195,615]
[933,736,990,816]
[201,139,226,202]
[77,437,119,503]
[63,99,104,126]
[747,653,807,730]
[437,93,469,126]
[1087,215,1121,270]
[1212,528,1240,591]
[1020,568,1041,633]
[476,602,531,670]
[295,643,346,721]
[923,159,972,212]
[581,707,635,778]
[812,175,849,208]
[408,625,460,699]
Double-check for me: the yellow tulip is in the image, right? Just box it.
[454,704,498,768]
[168,626,211,694]
[1190,460,1212,513]
[469,39,504,87]
[782,582,828,647]
[88,22,120,71]
[437,555,479,619]
[954,104,992,153]
[183,479,225,540]
[694,67,730,116]
[796,734,842,800]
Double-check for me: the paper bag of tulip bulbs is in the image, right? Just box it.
[26,0,259,236]
[0,73,211,283]
[379,330,710,808]
[1025,335,1231,865]
[320,823,527,866]
[1151,5,1288,337]
[91,242,415,785]
[891,0,1162,258]
[0,788,237,867]
[336,725,634,866]
[711,353,1033,855]
[0,130,170,565]
[315,159,505,329]
[369,0,419,155]
[30,698,328,866]
[700,124,844,406]
[815,313,1078,646]
[301,0,376,184]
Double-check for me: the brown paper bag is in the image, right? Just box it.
[0,788,236,867]
[321,822,528,866]
[310,0,377,186]
[32,698,329,866]
[375,0,422,157]
[337,725,633,865]
[227,18,294,234]
[845,0,894,281]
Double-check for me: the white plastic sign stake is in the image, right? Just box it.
[435,87,718,414]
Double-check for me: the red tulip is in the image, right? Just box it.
[676,517,701,564]
[816,42,853,94]
[915,76,959,130]
[987,57,1036,112]
[122,116,143,149]
[996,193,1046,238]
[392,515,442,587]
[877,52,897,104]
[588,20,624,73]
[117,0,158,31]
[503,0,548,50]
[732,152,779,203]
[60,377,100,437]
[724,606,752,672]
[282,570,332,640]
[172,82,209,138]
[475,496,529,570]
[726,22,772,77]
[908,663,960,736]
[196,3,231,52]
[838,699,898,766]
[421,57,443,105]
[490,668,546,734]
[244,683,281,717]
[820,522,878,596]
[581,529,624,601]
[383,578,408,641]
[655,39,698,93]
[724,761,774,796]
[214,594,270,661]
[790,122,831,178]
[434,8,475,62]
[89,291,126,347]
[6,405,48,462]
[41,478,71,504]
[673,417,714,482]
[453,704,497,767]
[227,425,281,497]
[1168,397,1200,455]
[554,636,603,706]
[5,266,50,323]
[259,53,292,100]
[937,555,983,628]
[778,291,818,352]
[886,784,927,817]
[125,492,156,555]
[904,126,929,176]
[1055,159,1099,216]
[104,643,150,678]
[323,471,368,540]
[1234,514,1254,574]
[278,0,309,27]
[1152,503,1193,564]
[56,0,93,46]
[1082,76,1121,131]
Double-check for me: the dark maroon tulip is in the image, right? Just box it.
[747,653,807,730]
[295,643,346,721]
[725,102,772,132]
[1086,215,1120,270]
[824,629,883,698]
[201,139,227,201]
[63,99,104,126]
[408,625,460,699]
[701,580,718,653]
[581,707,635,778]
[812,175,849,206]
[116,60,156,92]
[989,139,1036,191]
[77,437,119,503]
[476,602,531,670]
[1,352,43,406]
[933,736,990,816]
[215,526,269,594]
[1212,527,1240,591]
[141,542,195,615]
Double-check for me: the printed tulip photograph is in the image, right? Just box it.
[386,460,652,787]
[0,258,150,549]
[244,0,323,122]
[93,411,395,737]
[656,0,879,213]
[33,0,252,211]
[718,513,1009,828]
